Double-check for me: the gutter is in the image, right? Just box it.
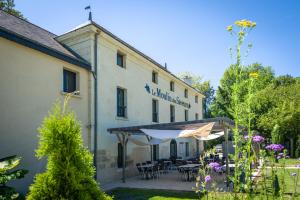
[93,31,99,179]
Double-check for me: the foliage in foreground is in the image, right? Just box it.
[0,0,25,19]
[27,95,112,200]
[0,155,28,200]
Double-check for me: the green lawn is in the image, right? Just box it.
[277,158,300,166]
[107,188,299,200]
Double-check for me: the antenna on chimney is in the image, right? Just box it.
[164,62,168,69]
[85,5,92,21]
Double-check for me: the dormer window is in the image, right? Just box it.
[152,71,158,84]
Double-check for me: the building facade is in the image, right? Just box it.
[57,21,205,183]
[0,10,204,192]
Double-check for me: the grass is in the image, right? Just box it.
[277,158,300,166]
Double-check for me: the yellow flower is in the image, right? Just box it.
[249,72,259,78]
[235,19,256,28]
[227,25,233,32]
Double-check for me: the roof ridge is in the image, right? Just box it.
[0,9,57,38]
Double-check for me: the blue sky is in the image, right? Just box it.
[16,0,300,87]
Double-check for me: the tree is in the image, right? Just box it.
[211,63,274,118]
[178,72,215,118]
[0,0,25,19]
[0,155,28,199]
[27,96,112,200]
[252,81,300,156]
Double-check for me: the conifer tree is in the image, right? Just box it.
[27,95,112,200]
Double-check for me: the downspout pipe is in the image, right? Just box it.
[93,31,99,179]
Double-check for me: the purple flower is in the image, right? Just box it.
[298,158,300,161]
[278,153,284,156]
[265,144,284,152]
[276,155,282,160]
[253,135,265,143]
[205,175,211,182]
[285,155,290,158]
[244,135,249,140]
[208,162,220,170]
[291,173,297,177]
[296,164,300,168]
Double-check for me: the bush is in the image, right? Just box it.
[27,96,112,200]
[0,155,28,200]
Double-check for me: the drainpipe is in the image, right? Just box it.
[93,31,99,179]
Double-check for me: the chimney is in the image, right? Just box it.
[182,75,193,85]
[164,62,167,69]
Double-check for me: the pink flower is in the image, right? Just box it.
[205,175,212,182]
[266,144,284,152]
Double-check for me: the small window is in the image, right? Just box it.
[63,69,77,93]
[184,89,188,98]
[117,52,125,68]
[153,144,159,161]
[195,95,198,103]
[185,142,189,157]
[152,71,158,84]
[184,110,188,121]
[170,81,175,91]
[117,143,124,168]
[195,113,199,120]
[152,99,159,122]
[117,87,127,117]
[170,105,175,122]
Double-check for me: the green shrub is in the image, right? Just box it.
[27,96,112,200]
[0,155,28,200]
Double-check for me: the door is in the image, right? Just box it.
[170,139,177,158]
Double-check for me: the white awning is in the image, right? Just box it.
[195,131,224,141]
[140,122,215,139]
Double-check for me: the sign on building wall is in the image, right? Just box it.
[145,84,191,109]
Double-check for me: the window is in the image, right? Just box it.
[184,89,188,98]
[195,95,198,103]
[152,99,159,122]
[153,144,159,161]
[117,87,127,117]
[170,81,174,91]
[185,142,189,157]
[152,71,158,84]
[117,143,124,168]
[117,52,125,67]
[195,113,199,120]
[170,105,175,122]
[63,69,77,93]
[184,110,188,121]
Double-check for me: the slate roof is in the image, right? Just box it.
[0,10,90,69]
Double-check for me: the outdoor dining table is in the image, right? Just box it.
[140,164,154,179]
[178,164,201,181]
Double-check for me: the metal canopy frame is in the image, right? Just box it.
[107,117,235,183]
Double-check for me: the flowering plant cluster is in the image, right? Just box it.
[266,144,284,152]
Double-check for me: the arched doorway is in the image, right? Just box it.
[170,139,177,158]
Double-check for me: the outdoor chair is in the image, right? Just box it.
[136,163,145,179]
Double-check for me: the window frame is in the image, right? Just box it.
[185,142,189,157]
[63,68,79,94]
[152,71,158,84]
[184,109,189,121]
[195,95,198,103]
[184,89,188,98]
[170,81,175,92]
[170,104,175,122]
[116,51,126,68]
[195,113,199,120]
[152,99,159,122]
[117,87,127,118]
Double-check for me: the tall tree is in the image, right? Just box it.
[211,63,274,118]
[0,0,25,19]
[178,72,215,118]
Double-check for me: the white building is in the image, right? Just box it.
[0,10,205,192]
